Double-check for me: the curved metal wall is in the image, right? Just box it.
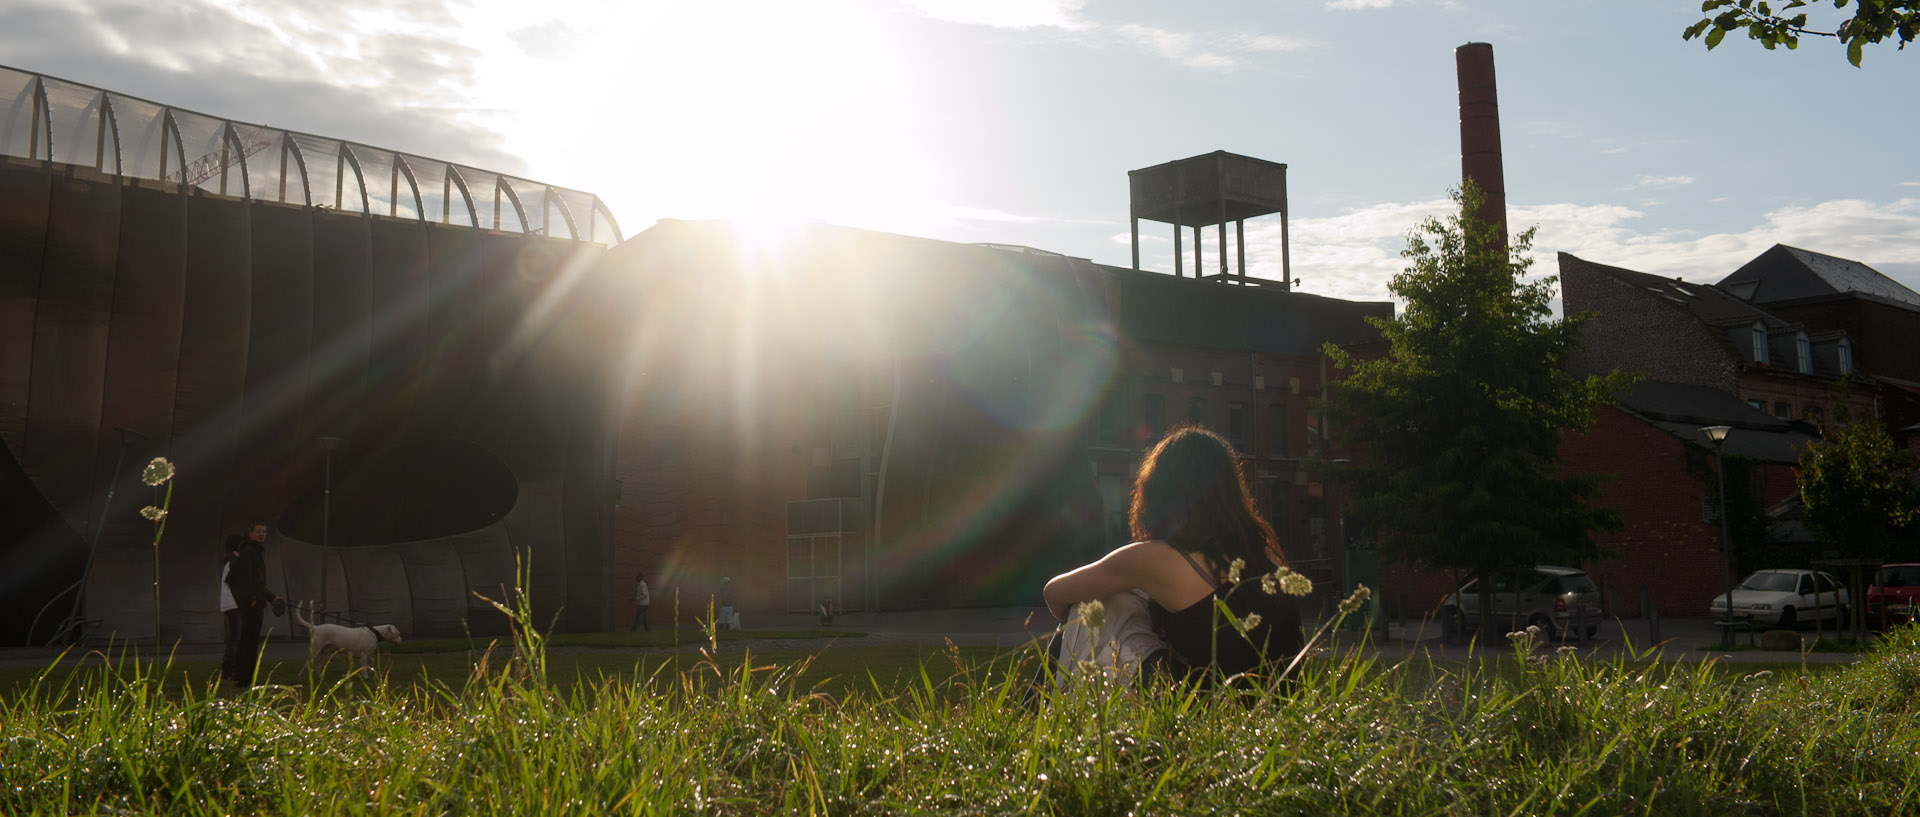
[0,160,612,645]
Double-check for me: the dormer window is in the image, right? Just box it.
[1751,323,1769,365]
[1839,339,1853,375]
[1796,332,1811,374]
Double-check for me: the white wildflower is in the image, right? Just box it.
[1226,558,1245,584]
[139,505,167,522]
[140,457,175,487]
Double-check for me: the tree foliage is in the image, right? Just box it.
[1684,0,1919,66]
[1326,185,1634,621]
[1797,415,1920,558]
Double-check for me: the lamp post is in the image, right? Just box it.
[1700,425,1734,646]
[318,436,340,621]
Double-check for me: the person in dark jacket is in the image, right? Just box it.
[223,523,283,688]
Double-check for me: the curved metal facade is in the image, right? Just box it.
[0,67,619,645]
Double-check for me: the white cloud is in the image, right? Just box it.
[1617,174,1695,191]
[899,0,1086,29]
[1327,0,1397,9]
[1143,196,1920,307]
[898,0,1308,70]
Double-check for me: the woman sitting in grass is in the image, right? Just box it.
[1044,425,1305,684]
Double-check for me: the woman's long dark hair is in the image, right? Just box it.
[1129,425,1283,577]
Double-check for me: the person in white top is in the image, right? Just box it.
[630,572,651,632]
[218,534,242,681]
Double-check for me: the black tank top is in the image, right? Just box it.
[1147,550,1305,681]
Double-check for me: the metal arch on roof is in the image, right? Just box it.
[495,176,529,234]
[26,76,51,160]
[96,90,121,175]
[221,122,250,198]
[159,109,186,184]
[591,198,623,244]
[544,185,579,240]
[392,154,424,220]
[444,165,477,227]
[337,142,369,214]
[281,133,311,205]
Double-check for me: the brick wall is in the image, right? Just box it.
[1766,297,1920,383]
[1559,254,1738,390]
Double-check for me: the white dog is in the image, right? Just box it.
[292,605,402,671]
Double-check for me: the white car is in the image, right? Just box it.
[1709,569,1848,628]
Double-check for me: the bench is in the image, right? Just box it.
[1712,614,1757,646]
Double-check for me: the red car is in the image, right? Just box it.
[1866,563,1920,627]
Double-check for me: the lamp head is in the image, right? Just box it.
[1700,425,1732,445]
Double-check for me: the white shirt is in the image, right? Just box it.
[219,562,236,612]
[633,579,650,606]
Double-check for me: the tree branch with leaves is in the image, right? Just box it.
[1684,0,1918,66]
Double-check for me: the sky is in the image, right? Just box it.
[3,0,1916,306]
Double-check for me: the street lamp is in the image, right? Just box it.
[318,436,341,622]
[1700,425,1734,646]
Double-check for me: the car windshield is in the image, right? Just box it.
[1738,572,1799,592]
[1876,566,1920,587]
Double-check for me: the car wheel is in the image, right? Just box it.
[1777,606,1797,629]
[1585,624,1598,640]
[1440,606,1465,639]
[1528,613,1557,641]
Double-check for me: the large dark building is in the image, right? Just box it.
[599,219,1390,621]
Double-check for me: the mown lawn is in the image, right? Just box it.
[3,625,1915,815]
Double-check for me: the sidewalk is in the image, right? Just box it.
[0,607,1868,669]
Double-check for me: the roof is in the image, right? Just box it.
[605,218,1390,360]
[1615,379,1819,464]
[1718,244,1920,310]
[1582,257,1787,329]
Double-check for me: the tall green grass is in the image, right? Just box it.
[6,618,1918,815]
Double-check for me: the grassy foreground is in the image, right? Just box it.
[3,626,1919,815]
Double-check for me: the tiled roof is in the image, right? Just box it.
[1719,244,1920,309]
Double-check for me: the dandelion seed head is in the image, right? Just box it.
[139,506,167,522]
[1281,572,1314,597]
[140,457,175,487]
[1077,599,1106,633]
[1337,584,1370,615]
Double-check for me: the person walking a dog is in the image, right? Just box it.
[224,523,285,688]
[630,571,651,632]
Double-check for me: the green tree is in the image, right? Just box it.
[1684,0,1918,66]
[1797,415,1920,559]
[1326,185,1633,633]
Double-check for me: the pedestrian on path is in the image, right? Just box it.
[631,572,651,632]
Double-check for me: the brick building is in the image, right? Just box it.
[598,219,1389,622]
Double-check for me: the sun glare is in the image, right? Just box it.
[467,0,953,238]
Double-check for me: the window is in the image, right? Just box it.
[1095,391,1123,444]
[1773,402,1791,419]
[1796,332,1811,373]
[1267,404,1289,458]
[1143,394,1165,438]
[1187,396,1209,427]
[1806,406,1824,426]
[1838,339,1853,375]
[1751,322,1769,365]
[1227,401,1248,446]
[1746,398,1765,411]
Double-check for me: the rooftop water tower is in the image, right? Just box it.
[1127,150,1291,287]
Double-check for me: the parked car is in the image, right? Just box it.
[1866,563,1920,626]
[1437,566,1603,640]
[1708,569,1847,628]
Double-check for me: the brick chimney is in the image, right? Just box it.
[1455,42,1506,251]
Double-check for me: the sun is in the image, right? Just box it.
[471,0,955,238]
